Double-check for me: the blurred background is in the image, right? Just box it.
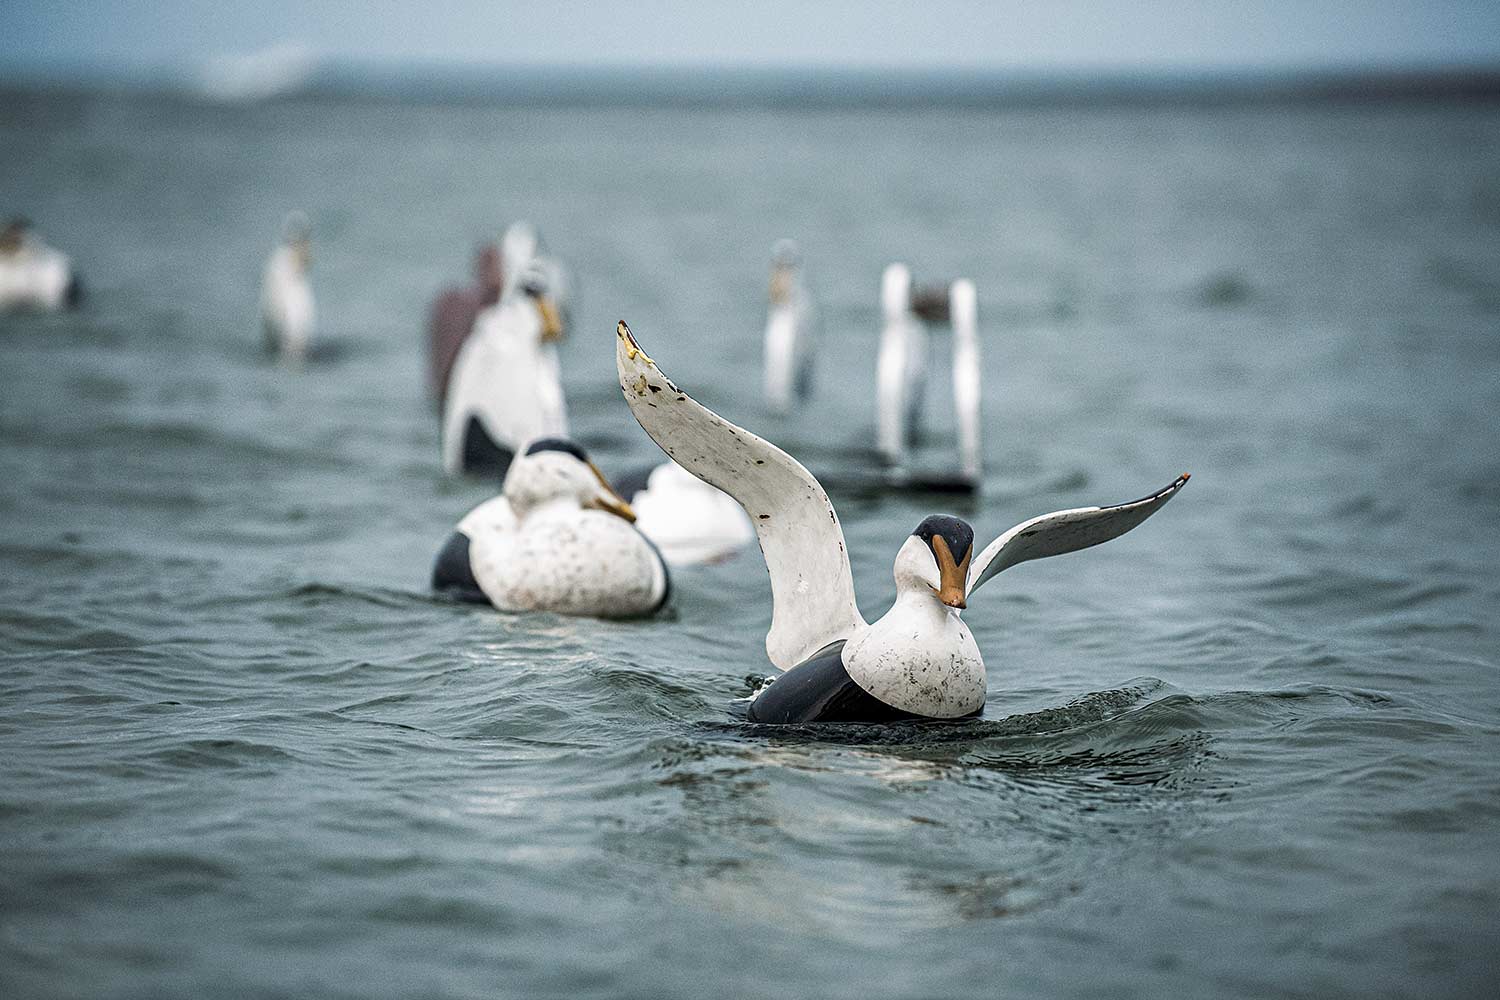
[3,4,1500,999]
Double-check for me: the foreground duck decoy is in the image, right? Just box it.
[260,211,315,362]
[763,239,816,414]
[875,264,983,492]
[433,437,670,618]
[616,320,1188,723]
[0,217,82,312]
[441,262,567,477]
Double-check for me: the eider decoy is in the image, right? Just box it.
[616,320,1188,723]
[260,211,316,362]
[433,437,670,618]
[763,239,816,414]
[615,459,755,567]
[441,261,567,477]
[0,217,82,312]
[875,265,983,492]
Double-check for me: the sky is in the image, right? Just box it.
[3,0,1499,78]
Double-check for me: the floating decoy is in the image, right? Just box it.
[615,321,1188,723]
[875,265,983,491]
[260,212,315,361]
[763,239,816,414]
[612,459,755,567]
[441,262,567,477]
[432,437,670,618]
[0,217,81,311]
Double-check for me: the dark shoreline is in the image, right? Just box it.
[3,63,1499,109]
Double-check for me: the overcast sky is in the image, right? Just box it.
[4,1,1499,76]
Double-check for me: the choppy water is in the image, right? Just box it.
[2,89,1499,998]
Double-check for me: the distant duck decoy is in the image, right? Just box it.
[432,437,670,618]
[428,243,504,406]
[0,217,82,312]
[441,262,567,477]
[763,239,816,414]
[876,264,983,492]
[260,212,315,362]
[616,320,1188,724]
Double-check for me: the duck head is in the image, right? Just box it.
[769,238,801,305]
[504,437,635,522]
[519,265,563,342]
[893,514,974,610]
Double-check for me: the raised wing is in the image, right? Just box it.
[968,474,1190,596]
[616,321,865,669]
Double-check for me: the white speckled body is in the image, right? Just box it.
[841,536,987,717]
[468,500,666,618]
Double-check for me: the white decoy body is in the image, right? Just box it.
[433,438,670,618]
[260,213,315,361]
[616,321,1188,723]
[0,220,79,312]
[628,461,755,566]
[442,266,567,476]
[763,239,816,414]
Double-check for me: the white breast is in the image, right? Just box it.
[442,298,569,474]
[841,599,986,718]
[260,247,315,358]
[468,504,666,618]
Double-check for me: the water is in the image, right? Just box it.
[2,89,1499,998]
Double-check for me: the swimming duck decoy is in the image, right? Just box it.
[0,217,82,311]
[876,265,983,492]
[615,320,1188,723]
[763,239,816,414]
[260,211,315,362]
[433,437,670,618]
[441,262,567,477]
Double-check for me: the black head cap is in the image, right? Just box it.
[524,437,589,463]
[912,514,974,562]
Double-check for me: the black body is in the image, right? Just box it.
[746,642,929,724]
[431,530,487,603]
[460,416,515,477]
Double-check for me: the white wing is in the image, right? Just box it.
[968,474,1190,596]
[616,321,864,669]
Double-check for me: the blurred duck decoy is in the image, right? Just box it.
[0,217,82,312]
[611,459,755,567]
[441,261,568,477]
[763,239,816,414]
[876,264,983,492]
[432,437,670,618]
[616,320,1188,723]
[260,211,315,362]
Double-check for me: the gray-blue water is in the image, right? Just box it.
[2,90,1499,998]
